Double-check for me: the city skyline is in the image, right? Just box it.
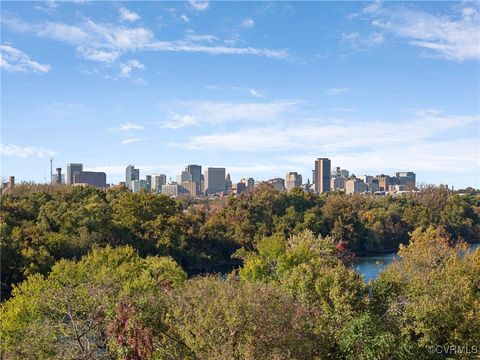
[1,1,479,188]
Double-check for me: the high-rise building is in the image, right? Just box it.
[151,174,167,193]
[285,172,302,191]
[240,178,255,191]
[345,178,368,194]
[376,174,394,192]
[131,179,149,193]
[314,158,331,194]
[177,171,193,184]
[182,181,198,196]
[233,182,247,195]
[66,163,83,185]
[267,177,285,191]
[73,171,107,189]
[331,176,346,191]
[125,165,140,190]
[225,173,232,192]
[204,167,226,195]
[358,175,374,185]
[145,175,152,192]
[396,172,416,190]
[331,166,349,178]
[181,165,202,194]
[162,183,181,197]
[186,164,201,182]
[51,168,65,184]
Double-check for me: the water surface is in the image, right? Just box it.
[354,243,479,282]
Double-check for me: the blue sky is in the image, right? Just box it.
[1,1,479,188]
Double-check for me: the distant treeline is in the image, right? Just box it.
[1,183,479,300]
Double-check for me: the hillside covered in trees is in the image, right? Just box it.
[1,184,479,359]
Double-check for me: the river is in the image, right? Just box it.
[354,243,479,282]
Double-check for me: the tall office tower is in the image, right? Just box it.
[151,174,167,193]
[331,166,349,178]
[145,175,152,192]
[55,168,62,184]
[285,172,302,191]
[186,164,202,193]
[182,181,198,196]
[162,183,181,197]
[331,176,346,191]
[314,158,331,194]
[204,167,226,195]
[66,163,83,185]
[396,172,416,190]
[73,171,107,189]
[125,165,140,190]
[51,168,65,184]
[177,171,193,184]
[131,179,149,193]
[225,173,232,192]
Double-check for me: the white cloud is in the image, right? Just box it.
[2,16,289,62]
[122,138,146,144]
[249,89,262,98]
[362,0,382,15]
[0,144,55,158]
[159,100,299,128]
[170,127,296,151]
[342,31,384,49]
[170,110,478,162]
[161,112,197,129]
[77,48,119,63]
[325,88,349,96]
[362,3,480,61]
[180,14,190,23]
[37,22,90,43]
[242,18,255,28]
[188,0,209,11]
[184,31,218,43]
[119,59,145,77]
[108,123,145,132]
[0,44,51,73]
[119,6,140,22]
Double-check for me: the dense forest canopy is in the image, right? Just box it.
[1,184,479,359]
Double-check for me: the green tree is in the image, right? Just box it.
[0,246,186,359]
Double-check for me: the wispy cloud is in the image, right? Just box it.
[242,18,255,28]
[188,0,209,12]
[0,144,56,158]
[108,123,145,132]
[341,32,384,49]
[249,89,262,98]
[122,137,146,144]
[159,100,299,128]
[169,111,478,168]
[325,88,349,96]
[2,15,289,63]
[0,44,51,73]
[161,112,197,129]
[119,6,140,22]
[119,59,145,77]
[355,2,480,61]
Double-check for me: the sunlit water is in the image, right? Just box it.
[354,243,479,282]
